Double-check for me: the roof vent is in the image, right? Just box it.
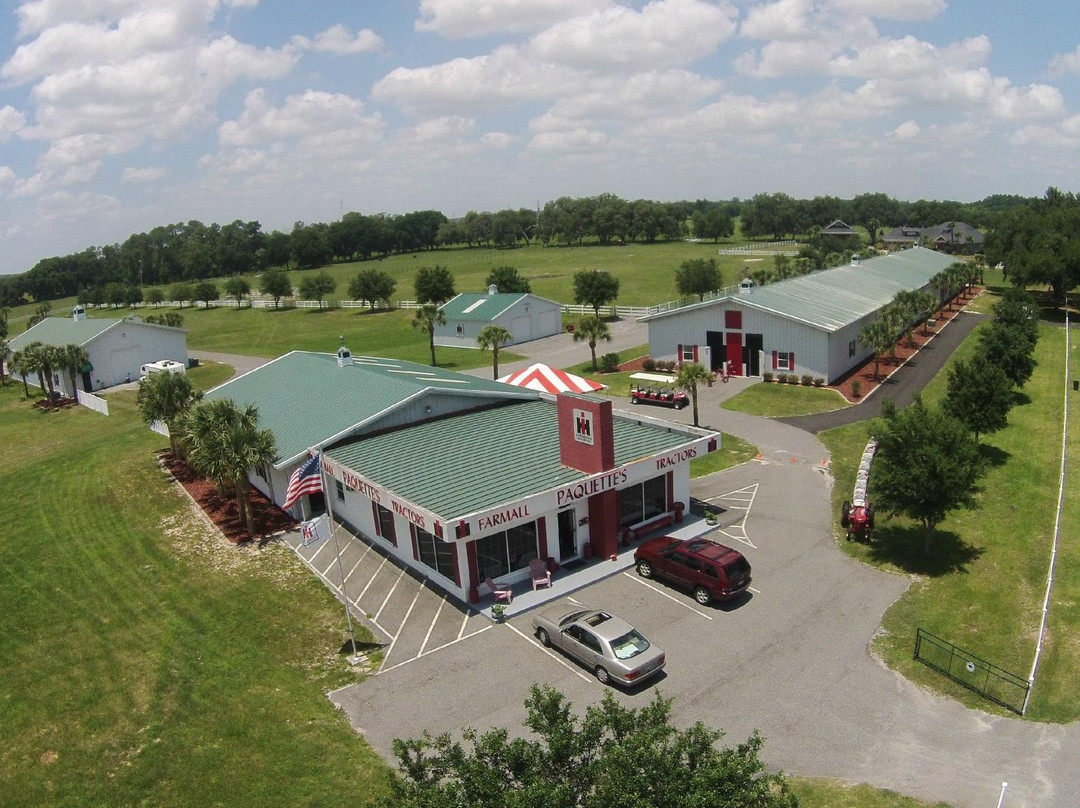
[336,336,353,367]
[488,284,498,295]
[72,305,85,321]
[851,254,860,266]
[738,278,754,294]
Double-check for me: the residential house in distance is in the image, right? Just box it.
[819,220,859,237]
[883,222,984,253]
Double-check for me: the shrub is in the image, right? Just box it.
[786,374,800,385]
[654,359,677,372]
[802,374,814,386]
[763,372,774,383]
[642,358,657,372]
[814,377,825,387]
[599,353,620,373]
[851,379,862,398]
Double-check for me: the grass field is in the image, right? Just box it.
[722,381,850,417]
[0,377,388,807]
[819,318,1079,721]
[790,777,950,808]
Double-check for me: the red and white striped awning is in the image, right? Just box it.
[497,363,606,394]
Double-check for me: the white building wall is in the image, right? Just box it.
[434,297,563,348]
[89,323,187,390]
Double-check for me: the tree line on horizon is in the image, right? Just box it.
[0,190,1038,308]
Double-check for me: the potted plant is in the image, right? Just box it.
[492,604,507,622]
[705,509,718,525]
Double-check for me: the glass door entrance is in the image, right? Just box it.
[557,509,577,560]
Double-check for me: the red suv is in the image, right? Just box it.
[634,536,751,606]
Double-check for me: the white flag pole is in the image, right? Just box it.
[319,449,357,657]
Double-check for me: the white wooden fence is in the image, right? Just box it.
[718,240,799,256]
[76,389,109,416]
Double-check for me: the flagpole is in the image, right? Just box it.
[319,449,358,657]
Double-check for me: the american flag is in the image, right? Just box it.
[283,453,323,510]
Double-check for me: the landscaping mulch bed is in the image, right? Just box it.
[160,450,297,543]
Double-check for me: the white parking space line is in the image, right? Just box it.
[419,595,447,657]
[379,623,494,676]
[505,622,592,683]
[307,537,332,565]
[374,566,407,623]
[379,584,424,671]
[701,482,759,549]
[357,554,390,600]
[749,586,761,594]
[321,555,339,578]
[621,572,713,620]
[344,556,363,584]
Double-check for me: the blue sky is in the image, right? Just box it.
[1,0,1078,276]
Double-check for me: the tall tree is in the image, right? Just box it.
[978,322,1037,388]
[573,269,620,317]
[873,397,986,554]
[192,281,219,308]
[415,265,456,305]
[675,361,711,427]
[170,282,194,308]
[0,336,8,386]
[383,685,796,808]
[476,325,514,380]
[348,268,396,309]
[60,344,90,395]
[298,272,337,309]
[178,398,277,538]
[485,266,531,294]
[259,267,293,308]
[675,258,722,301]
[943,355,1014,441]
[412,304,446,366]
[223,276,251,308]
[572,315,611,372]
[858,316,895,381]
[988,188,1080,303]
[10,346,32,396]
[137,371,198,453]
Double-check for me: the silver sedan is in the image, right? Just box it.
[530,608,666,686]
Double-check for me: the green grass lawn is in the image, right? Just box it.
[820,319,1079,720]
[791,778,950,807]
[0,382,389,806]
[689,433,758,477]
[722,381,850,417]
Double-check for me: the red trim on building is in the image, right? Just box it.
[772,350,778,370]
[371,501,380,535]
[692,345,699,362]
[410,524,419,561]
[790,352,795,372]
[666,471,674,510]
[725,310,742,329]
[466,541,479,590]
[537,516,548,560]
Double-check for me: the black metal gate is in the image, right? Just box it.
[913,628,1030,714]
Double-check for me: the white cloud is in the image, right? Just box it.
[480,131,513,148]
[2,1,297,199]
[826,0,946,22]
[830,35,991,80]
[528,0,737,70]
[1007,125,1079,149]
[416,0,615,38]
[408,116,475,142]
[0,166,16,185]
[0,106,28,141]
[526,128,608,153]
[890,120,920,139]
[740,0,815,40]
[290,25,383,55]
[218,88,383,147]
[122,165,168,183]
[1048,45,1080,78]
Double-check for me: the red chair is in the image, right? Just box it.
[485,576,513,603]
[528,558,552,590]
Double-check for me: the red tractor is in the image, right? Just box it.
[841,500,874,541]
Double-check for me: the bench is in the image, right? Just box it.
[622,514,676,545]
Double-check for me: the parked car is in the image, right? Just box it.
[531,608,666,686]
[629,385,688,409]
[634,536,751,606]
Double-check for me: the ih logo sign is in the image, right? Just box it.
[573,408,594,446]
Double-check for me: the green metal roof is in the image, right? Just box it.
[204,351,537,467]
[439,293,529,322]
[325,399,696,519]
[643,247,957,332]
[7,317,119,351]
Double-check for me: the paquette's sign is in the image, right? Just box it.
[322,458,437,533]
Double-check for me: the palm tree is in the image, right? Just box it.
[0,336,8,386]
[675,362,712,427]
[859,317,894,381]
[179,398,277,538]
[572,315,611,371]
[412,304,446,366]
[20,342,48,397]
[9,347,32,397]
[136,371,198,453]
[476,324,514,379]
[38,344,62,399]
[61,344,90,395]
